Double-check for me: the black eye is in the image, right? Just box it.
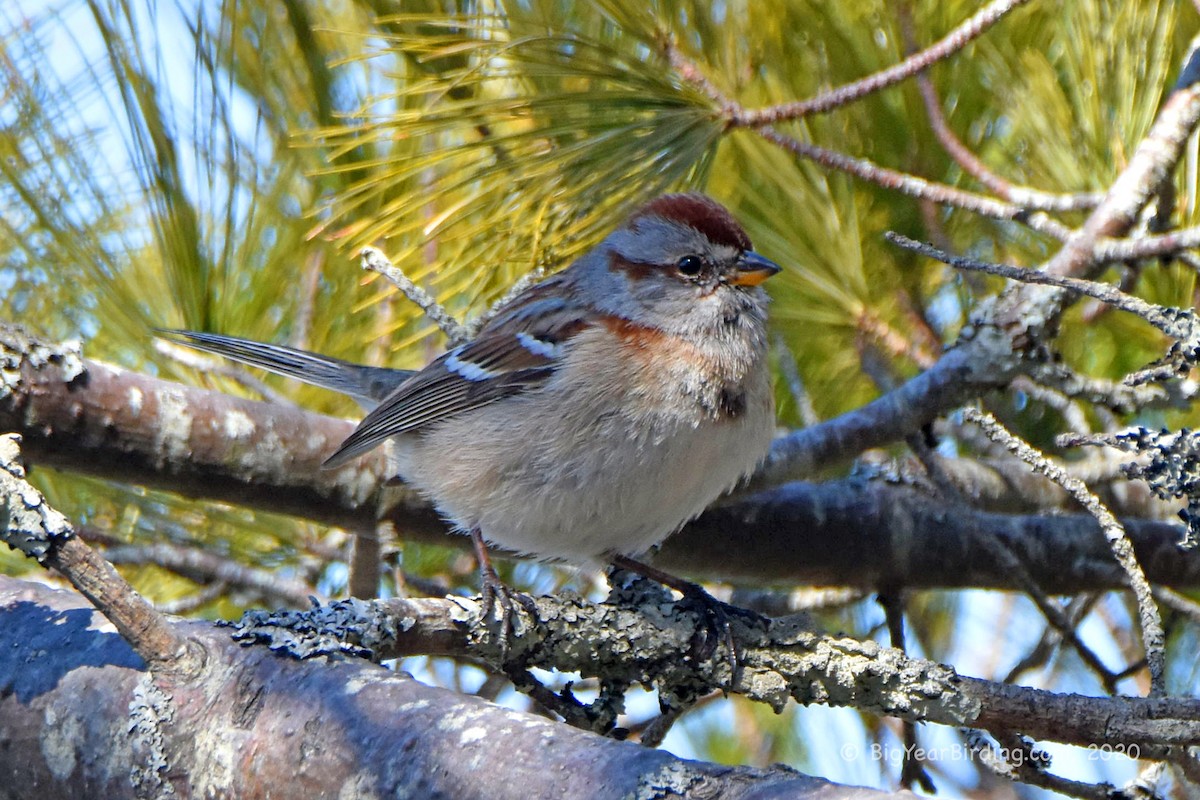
[677,255,704,276]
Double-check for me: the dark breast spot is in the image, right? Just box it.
[719,386,747,418]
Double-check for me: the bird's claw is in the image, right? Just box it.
[677,586,766,680]
[478,570,537,658]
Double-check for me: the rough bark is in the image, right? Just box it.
[2,325,1195,595]
[0,576,904,800]
[222,585,1200,753]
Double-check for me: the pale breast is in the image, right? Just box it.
[395,323,775,564]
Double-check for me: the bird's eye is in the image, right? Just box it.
[677,255,704,276]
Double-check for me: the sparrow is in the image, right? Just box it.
[162,193,780,650]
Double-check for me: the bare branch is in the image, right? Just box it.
[725,0,1032,126]
[774,334,820,428]
[753,128,1074,240]
[1094,226,1200,263]
[360,246,470,346]
[0,434,197,673]
[914,79,1102,212]
[961,409,1166,696]
[100,540,318,609]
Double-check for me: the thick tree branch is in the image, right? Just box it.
[4,327,1198,594]
[223,583,1200,753]
[0,322,443,538]
[0,577,897,800]
[0,434,197,674]
[755,44,1200,487]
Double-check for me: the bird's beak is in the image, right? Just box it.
[727,251,781,286]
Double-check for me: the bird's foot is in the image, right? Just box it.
[609,554,766,682]
[675,582,766,674]
[473,529,537,658]
[478,570,538,659]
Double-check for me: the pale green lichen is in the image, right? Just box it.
[0,434,74,561]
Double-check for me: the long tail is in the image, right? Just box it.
[156,329,414,408]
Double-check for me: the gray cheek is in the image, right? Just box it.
[635,282,670,303]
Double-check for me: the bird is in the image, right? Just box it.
[162,193,780,652]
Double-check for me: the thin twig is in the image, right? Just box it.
[969,730,1116,800]
[155,339,295,406]
[156,580,230,614]
[291,250,324,351]
[894,2,1101,214]
[857,309,938,369]
[886,232,1199,342]
[962,409,1166,697]
[360,246,470,346]
[1093,225,1200,263]
[628,690,722,748]
[467,266,546,338]
[1003,596,1100,685]
[101,541,318,609]
[774,334,820,428]
[906,431,1120,689]
[1154,585,1200,625]
[724,0,1032,126]
[877,592,936,793]
[895,288,946,360]
[758,129,1074,240]
[1177,249,1200,275]
[912,69,1101,212]
[1010,376,1091,435]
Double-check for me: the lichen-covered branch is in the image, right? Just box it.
[744,37,1200,489]
[0,434,195,673]
[359,246,470,346]
[4,323,1199,595]
[0,322,444,539]
[0,576,904,800]
[224,580,1200,752]
[962,410,1165,697]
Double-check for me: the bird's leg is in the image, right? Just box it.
[610,554,764,678]
[471,528,536,655]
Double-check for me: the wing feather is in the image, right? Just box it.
[323,281,591,467]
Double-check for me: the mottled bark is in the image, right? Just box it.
[0,577,903,800]
[224,586,1200,753]
[2,325,1195,595]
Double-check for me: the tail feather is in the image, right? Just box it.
[156,329,413,409]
